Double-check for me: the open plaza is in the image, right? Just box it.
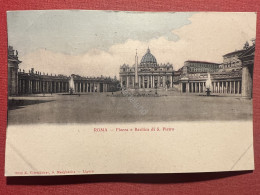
[8,90,252,125]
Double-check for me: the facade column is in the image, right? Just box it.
[126,76,129,88]
[152,75,155,88]
[142,76,144,88]
[238,81,241,94]
[225,81,228,93]
[147,76,150,88]
[234,81,236,94]
[232,81,235,94]
[120,77,123,88]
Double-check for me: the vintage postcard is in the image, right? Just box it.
[6,10,256,176]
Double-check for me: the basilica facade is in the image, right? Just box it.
[119,48,175,89]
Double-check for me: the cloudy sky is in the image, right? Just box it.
[7,11,256,77]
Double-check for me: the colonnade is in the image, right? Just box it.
[181,80,242,94]
[18,79,69,94]
[73,81,109,93]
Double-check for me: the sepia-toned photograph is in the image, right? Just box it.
[6,11,256,176]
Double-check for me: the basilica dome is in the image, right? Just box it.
[140,48,157,66]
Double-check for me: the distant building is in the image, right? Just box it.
[222,50,245,71]
[8,46,21,96]
[182,60,220,74]
[178,41,255,97]
[221,42,251,71]
[119,48,175,89]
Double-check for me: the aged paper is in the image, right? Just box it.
[6,11,256,176]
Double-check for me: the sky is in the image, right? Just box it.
[7,11,257,77]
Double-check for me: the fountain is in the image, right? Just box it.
[69,76,75,95]
[205,73,212,96]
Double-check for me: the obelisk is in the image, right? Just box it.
[134,49,139,89]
